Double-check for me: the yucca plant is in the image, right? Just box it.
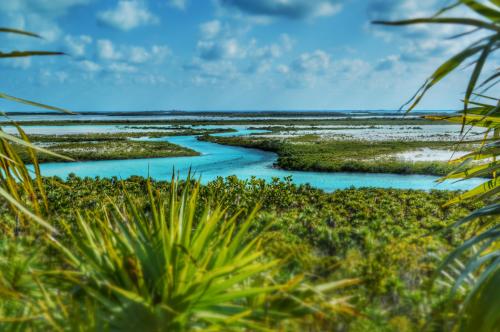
[375,1,499,330]
[46,176,356,331]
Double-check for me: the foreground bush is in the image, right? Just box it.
[1,176,357,331]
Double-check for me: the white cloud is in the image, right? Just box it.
[96,40,170,66]
[108,62,138,73]
[133,73,168,84]
[366,0,488,66]
[0,0,93,50]
[331,59,372,80]
[151,45,171,62]
[0,0,93,17]
[367,0,478,44]
[78,60,101,72]
[185,58,241,85]
[189,26,295,85]
[64,35,92,57]
[197,38,244,61]
[278,50,373,88]
[375,55,401,71]
[6,13,63,42]
[38,68,70,85]
[200,20,222,39]
[129,46,150,63]
[128,45,170,63]
[277,49,332,88]
[276,64,290,74]
[280,34,294,52]
[251,34,294,59]
[218,0,342,20]
[196,20,294,64]
[97,39,122,60]
[97,0,159,31]
[291,50,331,74]
[0,58,32,70]
[168,0,188,10]
[368,0,439,21]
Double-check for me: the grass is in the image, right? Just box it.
[201,134,478,176]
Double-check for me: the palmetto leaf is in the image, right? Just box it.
[460,0,500,21]
[0,27,72,234]
[0,186,55,233]
[452,140,500,162]
[444,160,500,180]
[405,45,484,112]
[376,3,500,330]
[478,69,500,89]
[373,17,500,32]
[0,28,41,38]
[425,114,500,127]
[453,203,500,228]
[0,51,65,58]
[0,92,73,114]
[444,177,499,206]
[0,130,72,161]
[459,267,500,332]
[464,40,495,113]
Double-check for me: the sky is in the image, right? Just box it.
[0,0,497,112]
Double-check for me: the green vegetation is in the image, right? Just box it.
[0,117,451,127]
[0,1,499,331]
[11,130,234,163]
[25,128,237,142]
[201,134,477,176]
[1,175,483,330]
[17,140,198,163]
[0,177,356,331]
[377,1,500,329]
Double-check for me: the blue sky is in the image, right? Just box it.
[0,0,493,111]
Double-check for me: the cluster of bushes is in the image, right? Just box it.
[0,175,479,330]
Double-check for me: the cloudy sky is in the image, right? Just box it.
[0,0,493,111]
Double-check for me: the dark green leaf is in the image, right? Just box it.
[0,92,74,114]
[0,28,41,38]
[460,0,500,21]
[0,51,65,59]
[373,17,500,33]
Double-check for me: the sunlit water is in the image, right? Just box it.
[35,128,484,192]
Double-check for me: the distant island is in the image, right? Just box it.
[4,109,454,117]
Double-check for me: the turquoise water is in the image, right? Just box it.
[36,128,484,192]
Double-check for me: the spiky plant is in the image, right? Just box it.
[46,176,357,331]
[0,26,73,331]
[375,1,499,330]
[0,27,71,234]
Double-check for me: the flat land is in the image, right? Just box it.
[0,117,451,127]
[200,134,480,176]
[14,132,202,162]
[9,116,487,176]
